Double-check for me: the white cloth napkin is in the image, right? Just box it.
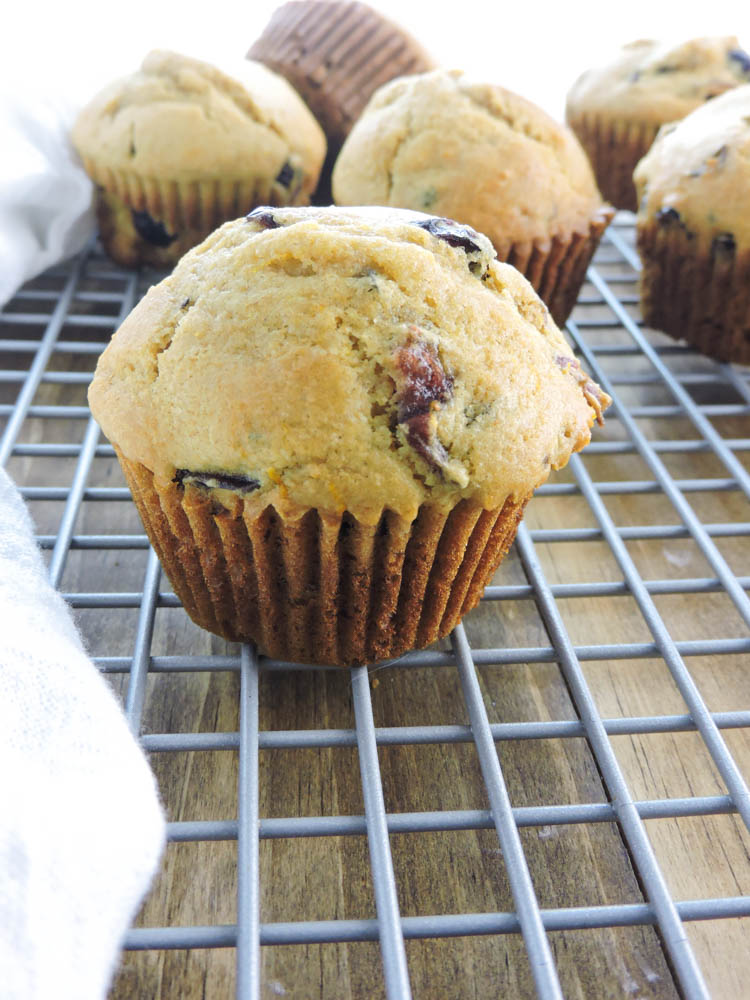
[0,88,95,307]
[0,467,165,999]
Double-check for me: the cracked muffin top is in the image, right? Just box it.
[634,85,750,252]
[71,49,325,195]
[331,70,609,251]
[88,206,609,525]
[566,37,750,127]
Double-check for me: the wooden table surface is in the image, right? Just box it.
[3,239,749,999]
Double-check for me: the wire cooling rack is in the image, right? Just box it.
[1,215,750,999]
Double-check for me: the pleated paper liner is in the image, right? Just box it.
[82,158,315,268]
[637,219,750,365]
[567,113,661,212]
[247,1,435,153]
[117,450,529,667]
[495,207,615,327]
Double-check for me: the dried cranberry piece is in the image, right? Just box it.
[412,217,486,255]
[555,354,605,425]
[246,207,280,229]
[656,207,681,225]
[401,411,452,468]
[275,161,296,188]
[131,210,177,248]
[174,469,261,494]
[729,48,750,75]
[392,333,454,471]
[393,338,453,423]
[555,355,581,373]
[712,232,736,256]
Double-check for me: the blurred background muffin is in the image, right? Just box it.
[332,69,613,326]
[71,50,326,268]
[566,36,750,211]
[634,84,750,364]
[88,206,609,666]
[247,0,436,201]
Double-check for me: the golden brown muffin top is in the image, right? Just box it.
[634,85,750,252]
[566,37,750,126]
[71,50,325,186]
[88,206,609,524]
[332,69,609,253]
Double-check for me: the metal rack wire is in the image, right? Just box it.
[1,215,749,999]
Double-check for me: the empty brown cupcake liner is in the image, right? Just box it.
[495,208,615,327]
[247,1,435,154]
[567,113,661,212]
[117,450,529,667]
[637,219,750,365]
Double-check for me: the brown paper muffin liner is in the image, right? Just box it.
[495,208,615,328]
[567,113,661,212]
[248,1,435,151]
[637,218,750,365]
[82,157,314,268]
[117,450,529,667]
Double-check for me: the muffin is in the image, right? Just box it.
[332,70,614,327]
[247,0,436,199]
[566,37,750,212]
[634,85,750,365]
[88,206,609,666]
[71,50,326,268]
